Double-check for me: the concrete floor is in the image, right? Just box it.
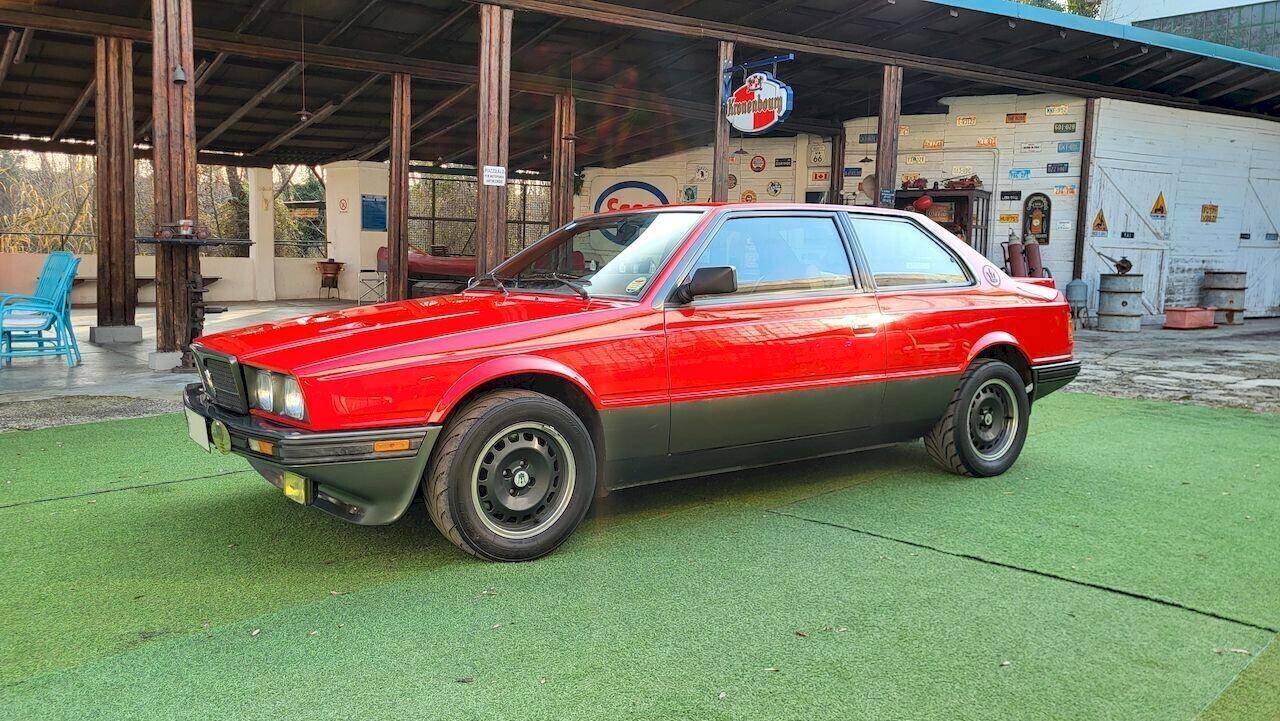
[2,301,1278,425]
[0,301,348,427]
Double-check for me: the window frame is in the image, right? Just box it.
[841,212,976,292]
[663,209,868,308]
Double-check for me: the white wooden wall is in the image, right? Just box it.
[1083,98,1280,318]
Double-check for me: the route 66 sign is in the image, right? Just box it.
[725,71,794,134]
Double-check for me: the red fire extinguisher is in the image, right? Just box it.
[1003,231,1028,277]
[1022,238,1046,278]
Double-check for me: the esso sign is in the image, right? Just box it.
[593,180,670,214]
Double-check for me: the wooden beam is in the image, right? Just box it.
[475,3,512,275]
[387,72,411,301]
[12,27,32,64]
[0,4,835,129]
[1071,97,1096,281]
[94,35,136,329]
[198,0,380,149]
[254,73,383,154]
[549,94,575,229]
[874,64,901,208]
[0,29,17,88]
[151,0,199,360]
[0,135,274,167]
[828,126,845,202]
[352,86,472,160]
[711,40,732,203]
[50,78,95,141]
[475,0,1280,120]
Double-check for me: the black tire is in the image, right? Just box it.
[423,389,597,561]
[924,359,1030,477]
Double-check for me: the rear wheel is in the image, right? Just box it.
[424,389,596,561]
[924,359,1029,477]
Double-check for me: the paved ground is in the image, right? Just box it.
[0,301,347,421]
[1074,319,1280,414]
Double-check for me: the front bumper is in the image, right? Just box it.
[1031,360,1081,401]
[183,384,440,525]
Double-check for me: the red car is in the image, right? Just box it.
[184,203,1078,561]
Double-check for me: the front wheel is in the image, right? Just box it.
[424,389,597,561]
[924,359,1030,477]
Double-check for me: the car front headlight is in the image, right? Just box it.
[282,376,305,419]
[248,368,307,421]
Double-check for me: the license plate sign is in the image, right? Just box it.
[186,408,210,452]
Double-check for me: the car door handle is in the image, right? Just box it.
[846,314,881,336]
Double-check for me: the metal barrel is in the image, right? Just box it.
[1202,271,1247,325]
[1097,273,1143,332]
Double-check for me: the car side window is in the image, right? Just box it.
[846,216,970,288]
[690,215,854,297]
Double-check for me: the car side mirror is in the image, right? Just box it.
[675,266,737,303]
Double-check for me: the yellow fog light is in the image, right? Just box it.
[373,439,412,453]
[210,420,232,454]
[247,438,275,456]
[282,472,310,505]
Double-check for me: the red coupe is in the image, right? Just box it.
[184,203,1078,561]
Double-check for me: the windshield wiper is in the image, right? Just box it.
[548,272,590,300]
[520,272,590,300]
[468,272,509,294]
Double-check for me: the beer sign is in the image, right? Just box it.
[726,71,793,134]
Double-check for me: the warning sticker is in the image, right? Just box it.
[1091,210,1108,236]
[1150,192,1168,220]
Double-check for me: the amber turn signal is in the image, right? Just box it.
[247,438,275,455]
[373,439,412,453]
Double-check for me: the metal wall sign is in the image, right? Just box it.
[1201,204,1218,222]
[1000,190,1022,201]
[1018,142,1042,154]
[956,115,977,126]
[1023,193,1050,243]
[1092,210,1108,236]
[774,157,792,168]
[977,136,997,148]
[1009,168,1032,180]
[725,70,793,134]
[858,132,878,144]
[1005,113,1027,124]
[1054,184,1077,196]
[844,167,862,177]
[923,139,944,150]
[749,155,766,172]
[1151,192,1168,220]
[1053,122,1076,133]
[1057,141,1082,153]
[1046,162,1069,174]
[1045,104,1070,115]
[905,154,927,164]
[999,212,1020,223]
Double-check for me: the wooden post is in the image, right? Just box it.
[874,64,903,208]
[549,93,576,229]
[475,3,512,276]
[387,72,411,301]
[1072,97,1097,280]
[711,40,734,203]
[150,0,198,369]
[828,126,846,203]
[89,35,141,344]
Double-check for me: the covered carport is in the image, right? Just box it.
[1,0,1278,369]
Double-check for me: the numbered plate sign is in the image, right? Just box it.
[1009,168,1032,180]
[976,136,997,148]
[1005,113,1027,124]
[1053,122,1076,133]
[956,115,977,127]
[1046,162,1069,174]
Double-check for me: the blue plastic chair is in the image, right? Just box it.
[0,251,82,367]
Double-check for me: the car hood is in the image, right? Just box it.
[196,292,617,373]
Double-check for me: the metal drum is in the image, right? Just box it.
[1097,273,1144,332]
[1202,271,1247,325]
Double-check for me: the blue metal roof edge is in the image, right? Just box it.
[927,0,1280,73]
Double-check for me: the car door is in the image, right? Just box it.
[665,211,886,455]
[843,213,985,436]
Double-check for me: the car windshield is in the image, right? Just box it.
[477,211,703,299]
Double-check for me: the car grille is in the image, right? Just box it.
[198,352,248,413]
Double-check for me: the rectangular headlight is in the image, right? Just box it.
[245,367,308,421]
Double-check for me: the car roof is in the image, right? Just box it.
[588,202,923,220]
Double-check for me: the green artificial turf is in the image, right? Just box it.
[782,393,1280,630]
[1,395,1277,720]
[0,414,244,507]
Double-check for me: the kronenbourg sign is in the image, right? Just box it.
[725,71,793,134]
